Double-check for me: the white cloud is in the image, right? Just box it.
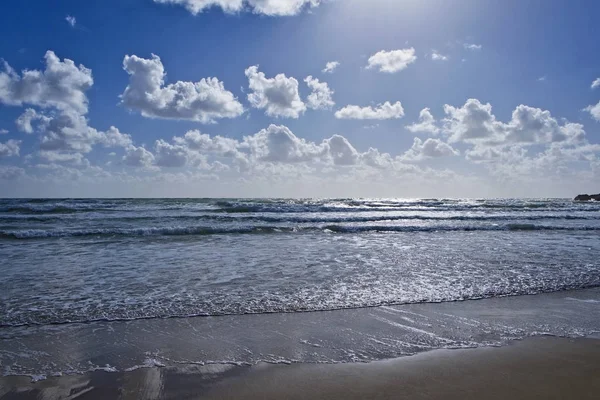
[121,54,244,123]
[591,78,600,89]
[0,51,137,166]
[0,166,25,180]
[245,66,306,118]
[431,51,448,61]
[249,0,320,16]
[34,109,132,154]
[116,124,416,173]
[325,135,360,165]
[402,138,458,161]
[175,129,241,156]
[367,48,417,73]
[101,127,134,148]
[152,0,320,16]
[506,105,585,144]
[405,108,440,134]
[322,61,340,74]
[363,124,379,130]
[335,101,404,120]
[38,150,87,165]
[36,109,100,153]
[443,99,586,145]
[123,146,156,169]
[0,50,93,114]
[443,99,503,143]
[0,129,8,135]
[16,108,50,134]
[242,124,326,163]
[0,140,21,157]
[537,75,547,82]
[304,76,334,110]
[66,15,76,27]
[154,139,192,167]
[463,43,482,51]
[465,145,525,163]
[584,100,600,121]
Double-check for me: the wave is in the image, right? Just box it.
[2,282,599,328]
[2,198,599,215]
[0,213,596,223]
[0,206,119,214]
[210,204,600,214]
[2,223,600,239]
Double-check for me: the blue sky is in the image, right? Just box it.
[0,0,599,197]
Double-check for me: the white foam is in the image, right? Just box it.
[124,358,167,372]
[565,297,600,304]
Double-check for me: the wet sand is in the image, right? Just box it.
[1,336,599,399]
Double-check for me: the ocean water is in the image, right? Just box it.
[1,198,599,379]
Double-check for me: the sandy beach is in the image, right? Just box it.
[1,336,599,399]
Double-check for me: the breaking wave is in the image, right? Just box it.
[2,223,600,239]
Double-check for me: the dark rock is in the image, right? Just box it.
[574,194,600,201]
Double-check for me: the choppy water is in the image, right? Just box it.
[1,198,599,327]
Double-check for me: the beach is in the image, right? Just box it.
[1,0,599,395]
[1,336,599,399]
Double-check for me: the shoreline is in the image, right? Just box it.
[2,336,599,399]
[2,286,599,386]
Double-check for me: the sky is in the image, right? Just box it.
[0,0,599,198]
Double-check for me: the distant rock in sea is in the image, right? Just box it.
[574,194,600,201]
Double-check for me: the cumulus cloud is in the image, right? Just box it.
[175,129,241,156]
[154,139,192,167]
[242,124,326,163]
[101,127,134,148]
[121,54,244,123]
[0,139,21,157]
[16,108,51,134]
[31,109,132,155]
[506,105,585,144]
[123,146,156,169]
[66,15,76,27]
[443,99,502,143]
[591,78,600,89]
[152,0,320,16]
[366,48,417,73]
[249,0,320,16]
[118,124,420,173]
[0,51,93,113]
[0,129,8,135]
[584,101,600,121]
[335,101,404,120]
[431,51,448,61]
[402,138,458,161]
[304,76,334,110]
[322,61,340,74]
[38,150,88,165]
[0,51,135,164]
[324,135,361,165]
[442,99,586,145]
[465,145,525,163]
[405,108,440,134]
[245,66,306,118]
[463,43,482,51]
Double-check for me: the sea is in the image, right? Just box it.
[0,198,599,380]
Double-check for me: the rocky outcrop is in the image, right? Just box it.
[574,194,600,201]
